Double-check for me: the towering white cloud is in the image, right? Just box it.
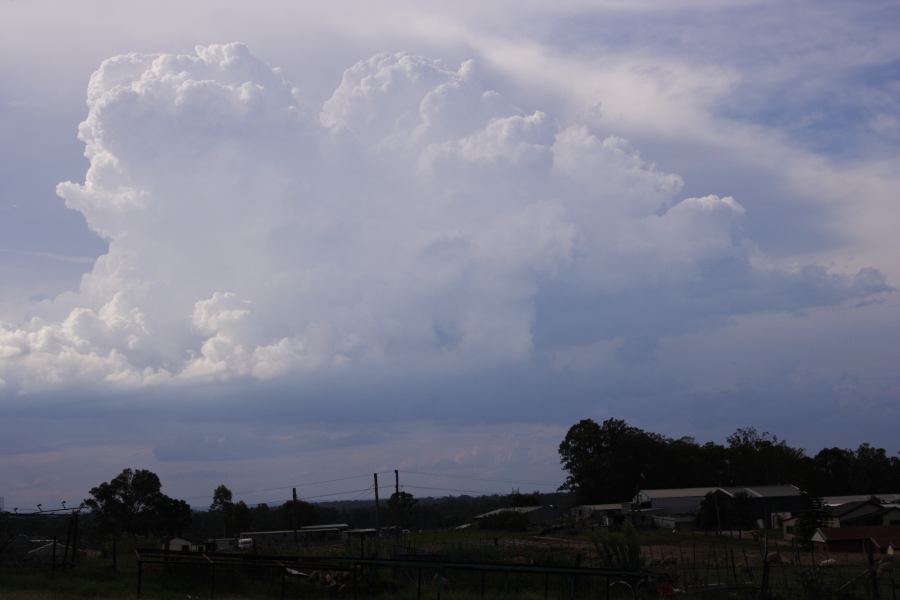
[0,44,888,395]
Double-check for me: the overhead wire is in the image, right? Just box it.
[402,469,561,489]
[181,473,373,502]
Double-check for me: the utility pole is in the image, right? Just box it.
[373,473,381,555]
[292,488,298,545]
[395,470,401,545]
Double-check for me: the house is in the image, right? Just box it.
[812,526,900,555]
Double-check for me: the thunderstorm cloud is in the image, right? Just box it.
[0,43,890,395]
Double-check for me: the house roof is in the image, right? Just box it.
[474,506,543,519]
[636,487,720,499]
[843,507,900,525]
[829,500,876,517]
[812,526,900,549]
[737,485,802,498]
[636,484,801,501]
[577,503,626,511]
[823,494,900,506]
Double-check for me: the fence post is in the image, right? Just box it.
[866,540,881,600]
[759,557,770,600]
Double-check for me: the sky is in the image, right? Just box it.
[1,0,898,510]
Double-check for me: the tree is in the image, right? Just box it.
[209,484,254,537]
[280,499,318,529]
[84,468,189,536]
[509,490,541,507]
[388,491,418,529]
[558,418,668,503]
[210,484,233,513]
[794,493,828,545]
[229,501,252,535]
[157,496,193,536]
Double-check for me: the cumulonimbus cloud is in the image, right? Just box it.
[0,43,889,394]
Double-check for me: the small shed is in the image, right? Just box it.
[162,537,194,552]
[812,526,900,555]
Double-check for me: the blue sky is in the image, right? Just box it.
[0,0,898,509]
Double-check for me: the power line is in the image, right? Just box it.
[402,470,561,488]
[240,486,376,508]
[182,473,373,502]
[403,484,516,496]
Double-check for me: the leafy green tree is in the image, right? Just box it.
[388,491,418,529]
[85,468,189,536]
[558,418,668,503]
[207,484,255,536]
[280,499,319,529]
[157,496,193,536]
[210,484,233,513]
[229,501,252,535]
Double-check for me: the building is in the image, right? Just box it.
[162,537,194,552]
[812,526,900,555]
[831,500,900,527]
[822,494,900,507]
[633,487,720,515]
[633,484,804,524]
[571,503,626,524]
[473,506,560,525]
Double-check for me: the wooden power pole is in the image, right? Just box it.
[292,487,298,545]
[394,470,401,544]
[373,472,381,555]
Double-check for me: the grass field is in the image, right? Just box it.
[1,529,896,599]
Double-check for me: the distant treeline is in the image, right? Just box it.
[2,469,566,543]
[559,418,900,503]
[8,418,897,543]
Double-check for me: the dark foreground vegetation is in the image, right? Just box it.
[1,525,897,599]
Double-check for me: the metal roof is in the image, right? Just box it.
[823,494,900,506]
[636,487,720,499]
[474,506,544,519]
[636,484,801,501]
[578,503,626,511]
[812,526,900,548]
